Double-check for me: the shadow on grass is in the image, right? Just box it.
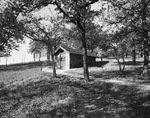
[118,61,143,65]
[76,81,150,118]
[115,60,150,66]
[90,66,150,83]
[93,61,109,67]
[0,61,52,71]
[1,72,150,118]
[90,70,133,79]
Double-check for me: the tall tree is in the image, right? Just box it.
[61,25,82,49]
[86,21,104,52]
[29,40,45,61]
[110,28,128,72]
[2,0,100,80]
[61,21,104,53]
[126,32,142,64]
[141,0,149,75]
[35,0,99,81]
[0,5,24,56]
[23,15,62,77]
[102,0,150,75]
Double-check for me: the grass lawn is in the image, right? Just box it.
[0,58,150,118]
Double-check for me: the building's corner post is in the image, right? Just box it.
[65,53,70,70]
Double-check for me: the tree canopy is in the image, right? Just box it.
[0,5,24,55]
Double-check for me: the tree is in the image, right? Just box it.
[29,40,45,61]
[96,34,112,61]
[103,0,150,75]
[86,21,105,52]
[0,47,11,66]
[2,0,100,80]
[126,32,143,64]
[22,14,62,77]
[61,21,105,53]
[110,29,128,72]
[141,0,149,76]
[35,0,99,81]
[0,5,24,56]
[0,0,52,55]
[56,0,99,81]
[61,25,82,49]
[62,21,110,62]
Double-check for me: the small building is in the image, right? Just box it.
[54,45,97,70]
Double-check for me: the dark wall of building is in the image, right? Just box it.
[87,56,96,66]
[70,54,83,68]
[70,54,96,68]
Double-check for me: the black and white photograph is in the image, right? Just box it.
[0,0,150,117]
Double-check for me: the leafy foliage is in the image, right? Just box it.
[28,40,45,54]
[23,14,63,47]
[103,0,150,74]
[0,5,24,55]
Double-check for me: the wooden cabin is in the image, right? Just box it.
[54,45,97,70]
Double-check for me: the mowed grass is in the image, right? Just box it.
[0,59,150,118]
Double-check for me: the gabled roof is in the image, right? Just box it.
[55,45,97,57]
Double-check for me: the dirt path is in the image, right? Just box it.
[42,59,150,91]
[101,59,118,70]
[99,79,150,91]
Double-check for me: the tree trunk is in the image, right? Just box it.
[51,49,57,77]
[34,53,35,61]
[47,45,51,66]
[39,52,41,62]
[101,57,103,62]
[116,57,122,71]
[125,52,128,58]
[140,52,143,57]
[142,0,149,75]
[143,32,149,75]
[132,49,136,64]
[82,29,90,81]
[122,55,125,71]
[114,49,125,72]
[6,56,8,67]
[132,38,136,64]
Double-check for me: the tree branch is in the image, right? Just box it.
[79,0,99,9]
[54,0,76,25]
